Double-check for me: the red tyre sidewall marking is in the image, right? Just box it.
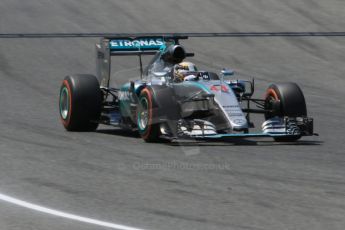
[140,88,153,140]
[265,88,279,100]
[60,80,72,127]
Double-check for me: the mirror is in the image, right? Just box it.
[153,71,168,77]
[221,68,234,76]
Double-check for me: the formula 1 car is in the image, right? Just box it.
[59,35,315,142]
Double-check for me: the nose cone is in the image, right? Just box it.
[209,83,248,130]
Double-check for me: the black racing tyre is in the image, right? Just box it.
[264,82,307,142]
[59,74,102,131]
[137,88,161,142]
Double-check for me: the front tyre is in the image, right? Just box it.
[59,74,102,131]
[265,82,307,142]
[137,88,161,142]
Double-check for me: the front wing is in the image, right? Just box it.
[172,116,316,140]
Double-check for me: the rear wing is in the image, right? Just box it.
[96,36,189,86]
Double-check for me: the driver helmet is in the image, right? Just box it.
[173,61,198,81]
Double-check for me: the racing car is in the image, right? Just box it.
[59,35,315,142]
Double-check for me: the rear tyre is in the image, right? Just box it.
[265,82,307,142]
[137,88,161,142]
[59,74,102,131]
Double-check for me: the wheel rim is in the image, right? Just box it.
[265,95,275,119]
[60,86,69,120]
[138,97,149,130]
[265,89,280,119]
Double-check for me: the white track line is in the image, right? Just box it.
[0,193,147,230]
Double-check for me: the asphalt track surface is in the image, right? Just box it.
[0,1,345,230]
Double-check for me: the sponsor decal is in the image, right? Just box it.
[234,118,246,124]
[110,37,164,51]
[223,105,242,116]
[229,113,244,117]
[222,105,240,108]
[210,85,229,92]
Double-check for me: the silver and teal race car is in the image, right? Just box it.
[59,35,315,142]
